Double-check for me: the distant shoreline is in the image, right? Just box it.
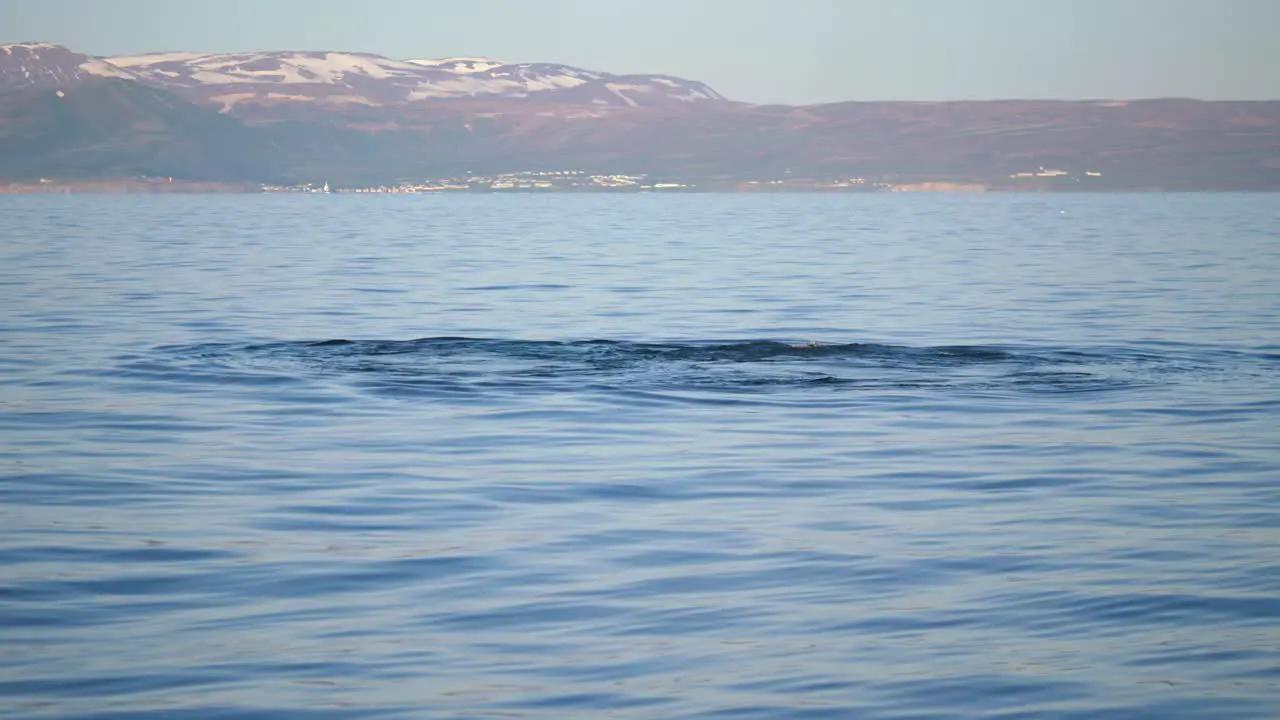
[2,179,1274,194]
[0,179,261,195]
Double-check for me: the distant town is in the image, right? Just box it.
[258,167,1112,195]
[0,167,1131,195]
[264,171,703,194]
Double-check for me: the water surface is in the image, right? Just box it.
[2,193,1278,718]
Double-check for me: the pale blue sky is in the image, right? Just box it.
[5,0,1278,104]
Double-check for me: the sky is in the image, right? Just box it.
[4,0,1279,105]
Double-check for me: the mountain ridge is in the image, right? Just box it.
[3,42,1279,190]
[1,42,725,109]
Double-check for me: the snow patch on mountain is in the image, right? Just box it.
[408,57,505,74]
[2,41,61,54]
[79,58,135,79]
[209,92,257,113]
[0,43,727,108]
[117,51,431,86]
[605,83,660,107]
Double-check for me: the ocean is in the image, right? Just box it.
[2,192,1278,718]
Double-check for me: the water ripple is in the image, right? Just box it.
[144,337,1256,406]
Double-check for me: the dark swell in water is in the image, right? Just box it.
[153,337,1251,403]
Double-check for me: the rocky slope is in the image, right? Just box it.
[0,78,275,181]
[0,42,136,86]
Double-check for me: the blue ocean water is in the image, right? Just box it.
[1,193,1278,719]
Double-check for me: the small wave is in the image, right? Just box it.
[149,337,1209,402]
